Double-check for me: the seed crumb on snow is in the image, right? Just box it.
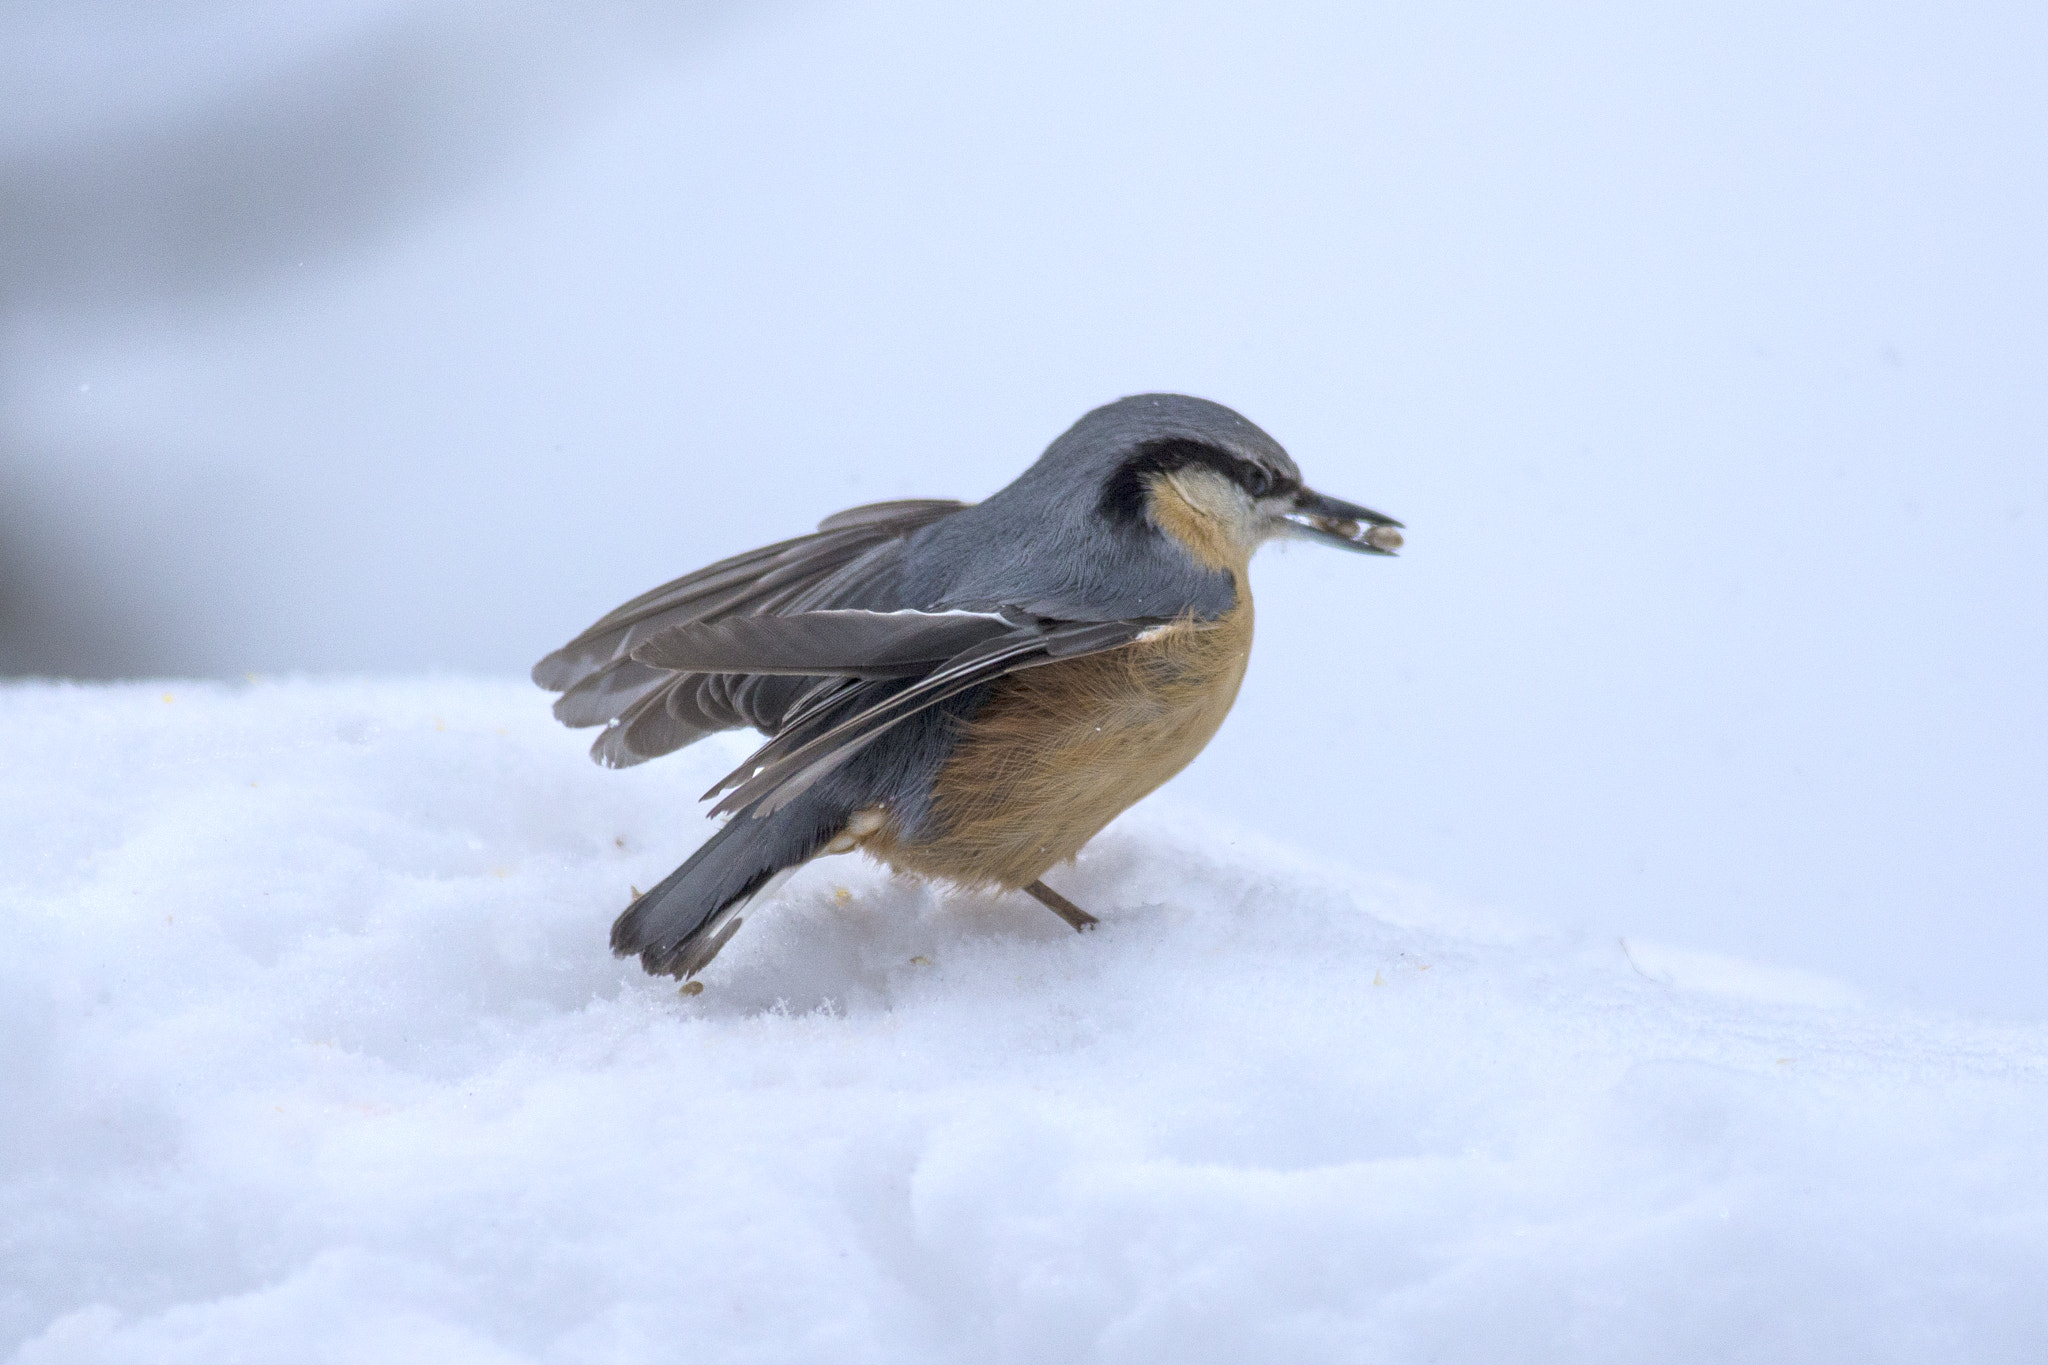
[2,677,2046,1363]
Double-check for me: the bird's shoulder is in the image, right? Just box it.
[896,495,1240,625]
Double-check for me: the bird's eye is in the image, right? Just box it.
[1244,467,1272,498]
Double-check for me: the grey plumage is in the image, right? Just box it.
[536,498,968,769]
[534,393,1399,978]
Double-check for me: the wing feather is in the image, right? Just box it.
[629,608,1014,678]
[550,659,671,728]
[704,615,1161,816]
[532,500,965,692]
[533,499,967,766]
[815,498,966,532]
[590,682,718,769]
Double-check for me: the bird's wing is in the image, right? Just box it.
[630,607,1020,678]
[624,607,1170,818]
[535,498,964,689]
[532,499,968,767]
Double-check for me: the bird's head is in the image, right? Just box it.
[1075,394,1402,571]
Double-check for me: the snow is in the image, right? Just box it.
[4,677,2045,1363]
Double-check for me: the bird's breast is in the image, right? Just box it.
[866,591,1254,890]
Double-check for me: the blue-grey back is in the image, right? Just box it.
[896,393,1293,621]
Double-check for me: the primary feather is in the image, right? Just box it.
[533,499,967,766]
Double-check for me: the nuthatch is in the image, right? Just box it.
[535,394,1402,978]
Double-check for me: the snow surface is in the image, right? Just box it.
[4,678,2045,1363]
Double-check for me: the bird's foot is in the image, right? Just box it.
[1022,880,1098,933]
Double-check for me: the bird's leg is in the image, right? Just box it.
[1022,880,1099,933]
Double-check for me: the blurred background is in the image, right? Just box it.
[3,0,2043,1017]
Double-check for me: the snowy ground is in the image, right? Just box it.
[3,678,2044,1363]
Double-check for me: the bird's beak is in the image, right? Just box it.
[1281,487,1404,555]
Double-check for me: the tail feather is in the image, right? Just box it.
[613,793,843,978]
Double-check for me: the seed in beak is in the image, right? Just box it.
[1364,526,1403,551]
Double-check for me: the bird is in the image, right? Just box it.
[534,393,1401,979]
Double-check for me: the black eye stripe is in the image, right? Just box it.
[1100,439,1282,526]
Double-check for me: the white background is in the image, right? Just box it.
[4,0,2044,1017]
